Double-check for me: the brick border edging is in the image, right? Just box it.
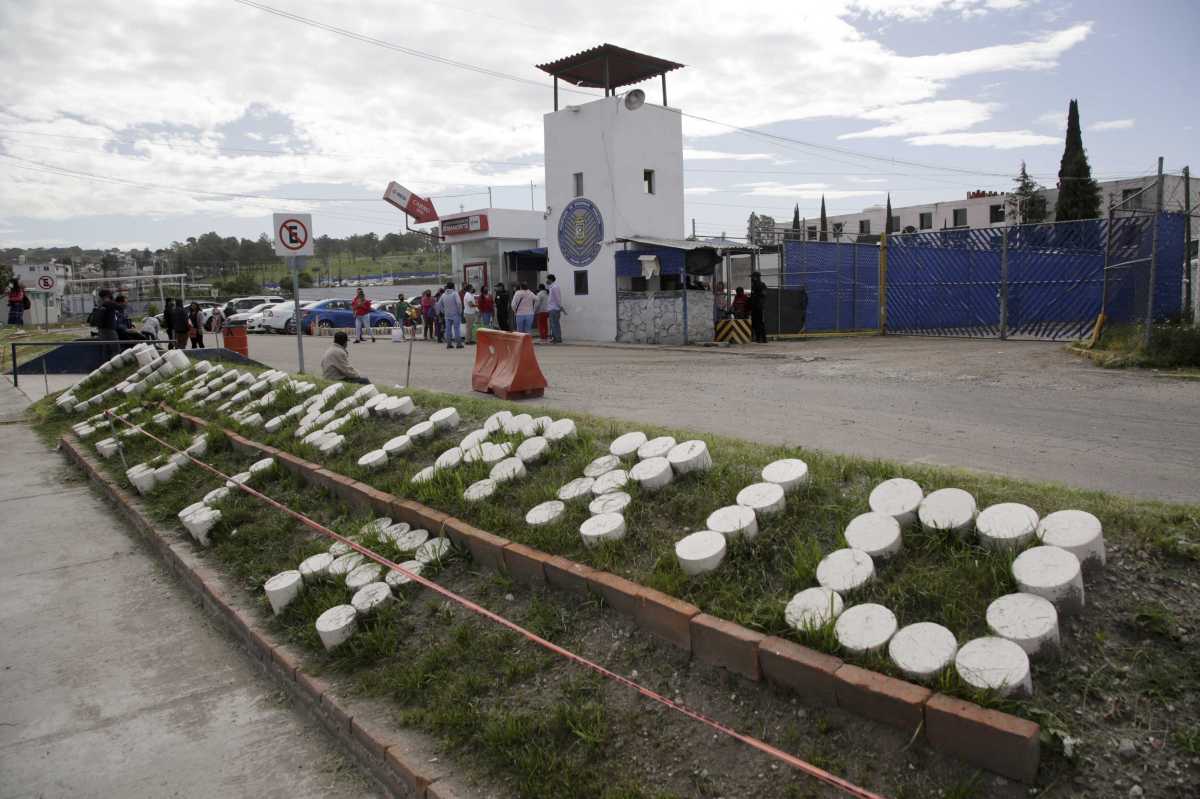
[170,410,1041,783]
[58,434,471,799]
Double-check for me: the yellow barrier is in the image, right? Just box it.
[714,318,752,344]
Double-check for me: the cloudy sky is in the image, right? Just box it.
[1,0,1195,249]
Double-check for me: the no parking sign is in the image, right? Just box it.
[273,213,314,257]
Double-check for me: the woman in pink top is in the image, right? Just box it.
[510,283,537,334]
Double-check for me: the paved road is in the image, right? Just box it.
[0,380,378,799]
[243,332,1198,503]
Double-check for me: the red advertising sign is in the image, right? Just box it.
[382,181,438,223]
[440,213,489,236]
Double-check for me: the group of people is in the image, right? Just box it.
[712,272,772,344]
[412,274,565,348]
[87,290,224,358]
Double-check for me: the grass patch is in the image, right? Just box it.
[1086,320,1200,370]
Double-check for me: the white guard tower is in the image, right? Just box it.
[538,44,685,341]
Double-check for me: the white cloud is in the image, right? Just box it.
[684,186,720,195]
[682,149,773,161]
[738,182,883,199]
[846,176,889,183]
[1090,118,1135,131]
[1034,110,1065,129]
[839,100,994,139]
[906,130,1061,148]
[847,0,1030,20]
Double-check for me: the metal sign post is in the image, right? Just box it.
[272,212,315,374]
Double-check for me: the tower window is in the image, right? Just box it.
[573,172,584,197]
[643,169,655,195]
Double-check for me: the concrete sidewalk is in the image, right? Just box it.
[0,380,378,799]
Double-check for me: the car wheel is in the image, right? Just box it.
[317,319,333,329]
[283,320,295,335]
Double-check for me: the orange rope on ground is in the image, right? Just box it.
[104,408,887,799]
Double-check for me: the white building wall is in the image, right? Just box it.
[442,207,545,289]
[544,95,684,341]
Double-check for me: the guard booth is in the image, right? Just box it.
[443,208,544,290]
[503,247,549,291]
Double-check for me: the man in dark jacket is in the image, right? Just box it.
[494,283,510,331]
[797,284,809,333]
[163,298,176,348]
[167,298,190,350]
[95,289,120,358]
[749,271,767,343]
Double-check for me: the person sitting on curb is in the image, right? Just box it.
[321,331,369,384]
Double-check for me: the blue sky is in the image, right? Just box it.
[1,0,1195,249]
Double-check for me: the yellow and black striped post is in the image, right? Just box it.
[714,318,752,343]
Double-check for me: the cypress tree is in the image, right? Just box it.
[819,196,828,241]
[885,194,894,235]
[791,204,801,240]
[1053,99,1102,221]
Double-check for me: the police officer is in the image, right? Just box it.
[749,271,767,344]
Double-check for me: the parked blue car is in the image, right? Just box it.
[300,299,397,334]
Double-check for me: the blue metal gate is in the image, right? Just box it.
[782,239,879,332]
[886,214,1185,340]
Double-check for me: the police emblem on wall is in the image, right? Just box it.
[557,198,604,267]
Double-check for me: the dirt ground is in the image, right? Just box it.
[243,333,1200,504]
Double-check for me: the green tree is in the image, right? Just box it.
[790,204,801,240]
[746,212,759,244]
[1008,161,1048,224]
[819,196,828,241]
[885,194,894,235]
[297,271,313,288]
[1053,99,1102,221]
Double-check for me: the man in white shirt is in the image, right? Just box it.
[546,274,565,344]
[462,284,478,345]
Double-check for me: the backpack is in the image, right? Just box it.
[86,305,103,327]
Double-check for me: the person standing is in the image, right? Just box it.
[187,302,204,348]
[351,288,375,343]
[420,289,435,341]
[731,286,750,319]
[162,298,175,347]
[114,295,137,340]
[209,303,225,344]
[510,282,536,334]
[546,274,565,344]
[797,284,809,333]
[494,282,510,331]
[141,309,162,340]
[94,289,120,358]
[749,271,767,344]
[533,283,550,342]
[477,286,495,328]
[168,298,189,350]
[6,278,28,326]
[462,284,478,344]
[437,281,463,349]
[321,331,369,384]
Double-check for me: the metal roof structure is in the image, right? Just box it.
[615,235,758,254]
[537,44,684,108]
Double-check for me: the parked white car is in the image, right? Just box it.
[261,301,316,334]
[226,302,277,333]
[223,295,285,318]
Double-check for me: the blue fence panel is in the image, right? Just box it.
[782,240,879,331]
[887,228,1001,336]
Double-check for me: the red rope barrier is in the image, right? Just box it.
[104,408,887,799]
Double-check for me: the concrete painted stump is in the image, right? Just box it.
[299,552,334,581]
[333,396,358,413]
[358,449,388,469]
[516,436,548,464]
[388,527,428,552]
[249,457,275,475]
[414,537,452,565]
[955,636,1034,698]
[484,411,513,435]
[346,563,384,591]
[351,582,393,614]
[503,413,532,436]
[329,552,366,578]
[203,486,231,506]
[675,530,726,576]
[834,603,898,655]
[868,478,923,528]
[385,560,425,589]
[785,587,844,631]
[480,442,512,465]
[589,491,632,515]
[360,518,393,537]
[406,420,435,441]
[464,478,498,502]
[323,416,350,434]
[490,457,527,483]
[544,418,577,442]
[706,505,758,541]
[318,434,345,455]
[736,482,785,516]
[889,622,958,682]
[434,447,463,471]
[430,407,460,430]
[609,431,647,460]
[526,500,566,526]
[816,548,875,593]
[843,512,903,559]
[1011,546,1085,614]
[411,466,436,484]
[591,469,629,496]
[580,512,626,548]
[383,435,412,456]
[264,570,303,615]
[761,458,809,493]
[329,541,352,557]
[918,488,977,535]
[637,436,676,460]
[667,440,712,475]
[460,429,488,452]
[1037,510,1105,572]
[629,457,672,492]
[558,477,595,502]
[976,503,1039,551]
[584,454,621,478]
[316,605,358,650]
[265,416,285,433]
